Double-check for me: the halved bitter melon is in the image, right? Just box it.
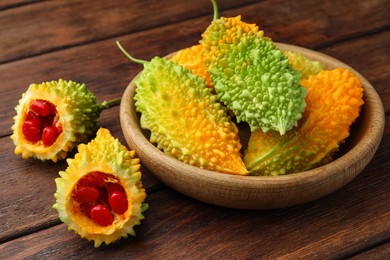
[11,79,119,162]
[53,128,147,247]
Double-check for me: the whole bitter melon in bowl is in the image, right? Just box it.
[200,2,307,135]
[244,68,364,175]
[117,41,247,175]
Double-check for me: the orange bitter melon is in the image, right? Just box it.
[171,45,213,89]
[244,68,364,175]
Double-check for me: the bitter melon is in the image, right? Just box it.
[200,1,307,134]
[117,41,247,175]
[11,79,119,162]
[244,68,364,175]
[53,128,147,247]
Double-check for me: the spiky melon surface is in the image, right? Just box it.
[53,128,147,247]
[200,15,307,134]
[171,45,213,89]
[284,51,324,79]
[11,79,104,162]
[134,56,247,175]
[244,68,364,175]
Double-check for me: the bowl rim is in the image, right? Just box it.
[119,42,385,209]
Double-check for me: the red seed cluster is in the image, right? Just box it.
[72,171,129,226]
[22,99,62,146]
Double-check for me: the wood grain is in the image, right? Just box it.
[0,0,39,11]
[0,0,257,63]
[349,242,390,260]
[1,0,388,64]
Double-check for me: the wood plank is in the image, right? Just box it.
[0,0,257,64]
[349,242,390,260]
[234,0,390,49]
[0,0,40,11]
[0,105,161,243]
[0,141,62,243]
[1,6,389,137]
[0,121,389,259]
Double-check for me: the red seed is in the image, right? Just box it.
[25,111,39,121]
[108,191,128,215]
[74,186,100,203]
[107,183,125,194]
[22,119,42,142]
[89,204,114,226]
[24,116,42,129]
[47,101,57,115]
[23,126,41,143]
[79,172,109,187]
[30,100,51,117]
[42,126,59,146]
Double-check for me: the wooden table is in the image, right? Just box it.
[0,0,389,258]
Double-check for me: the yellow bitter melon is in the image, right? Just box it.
[53,128,147,247]
[244,68,364,175]
[117,41,247,175]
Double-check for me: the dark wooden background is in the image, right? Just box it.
[0,0,389,258]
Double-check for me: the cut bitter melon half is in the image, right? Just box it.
[53,128,147,247]
[11,79,119,162]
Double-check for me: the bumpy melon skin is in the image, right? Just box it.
[200,16,307,135]
[53,128,147,247]
[134,57,247,175]
[171,45,214,89]
[244,68,364,175]
[11,79,105,162]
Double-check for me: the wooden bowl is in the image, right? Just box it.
[120,43,385,209]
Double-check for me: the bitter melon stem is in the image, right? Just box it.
[211,0,219,21]
[116,41,147,65]
[101,97,122,109]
